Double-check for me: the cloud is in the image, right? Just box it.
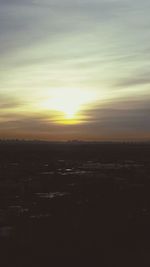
[115,71,150,88]
[0,94,21,109]
[0,0,150,140]
[0,96,150,141]
[78,99,150,139]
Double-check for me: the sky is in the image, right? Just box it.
[0,0,150,141]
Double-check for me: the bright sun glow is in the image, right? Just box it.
[40,88,97,124]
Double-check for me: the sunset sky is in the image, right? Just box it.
[0,0,150,141]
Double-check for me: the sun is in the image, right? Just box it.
[64,109,76,119]
[59,105,81,124]
[39,88,97,124]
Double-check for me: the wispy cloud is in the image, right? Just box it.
[0,94,21,109]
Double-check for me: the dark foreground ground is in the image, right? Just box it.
[0,142,150,266]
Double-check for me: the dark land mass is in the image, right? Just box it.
[0,142,150,266]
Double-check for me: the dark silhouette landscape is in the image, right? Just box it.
[0,141,150,266]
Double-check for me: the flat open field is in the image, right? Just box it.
[0,142,150,266]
